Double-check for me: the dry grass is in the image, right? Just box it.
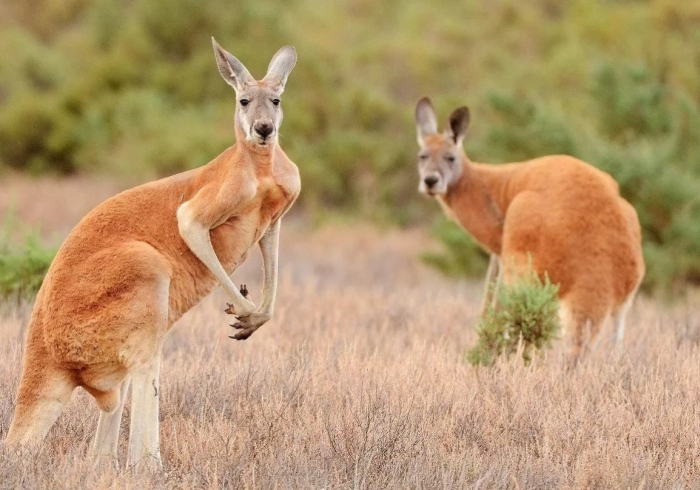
[0,186,699,488]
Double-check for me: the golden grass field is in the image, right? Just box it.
[0,178,699,489]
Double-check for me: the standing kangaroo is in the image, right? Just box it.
[415,97,644,360]
[6,39,300,469]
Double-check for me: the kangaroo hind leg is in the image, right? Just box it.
[567,309,606,365]
[611,284,640,353]
[128,353,163,470]
[92,376,132,469]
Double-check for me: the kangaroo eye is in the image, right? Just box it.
[272,99,281,106]
[419,154,429,161]
[445,155,456,163]
[240,99,250,107]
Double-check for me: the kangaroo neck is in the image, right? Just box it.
[442,160,510,255]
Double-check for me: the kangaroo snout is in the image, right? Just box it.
[424,175,439,188]
[254,122,274,139]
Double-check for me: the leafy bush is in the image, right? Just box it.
[467,271,561,367]
[0,217,56,299]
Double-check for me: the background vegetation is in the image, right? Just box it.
[2,0,700,292]
[0,215,55,298]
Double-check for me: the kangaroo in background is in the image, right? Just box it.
[415,97,645,360]
[6,39,300,469]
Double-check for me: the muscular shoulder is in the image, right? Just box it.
[273,147,301,198]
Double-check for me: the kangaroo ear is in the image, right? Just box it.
[212,37,254,92]
[415,97,438,144]
[447,106,470,146]
[263,46,297,92]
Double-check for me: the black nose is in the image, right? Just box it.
[254,123,274,138]
[424,176,439,188]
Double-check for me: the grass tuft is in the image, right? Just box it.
[467,271,561,366]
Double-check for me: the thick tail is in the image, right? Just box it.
[6,325,75,446]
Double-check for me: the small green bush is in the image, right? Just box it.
[467,271,561,367]
[0,217,56,299]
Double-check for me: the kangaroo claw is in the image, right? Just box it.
[229,328,256,341]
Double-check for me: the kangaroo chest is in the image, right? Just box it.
[443,186,505,255]
[257,173,296,224]
[211,163,299,271]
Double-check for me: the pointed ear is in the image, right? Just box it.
[263,46,297,92]
[415,97,438,144]
[447,106,470,146]
[212,37,254,92]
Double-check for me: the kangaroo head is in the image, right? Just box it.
[212,38,297,147]
[415,97,470,196]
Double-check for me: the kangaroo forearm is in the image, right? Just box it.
[180,223,236,296]
[258,220,280,315]
[177,205,252,312]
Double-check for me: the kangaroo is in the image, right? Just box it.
[415,97,645,360]
[6,39,300,469]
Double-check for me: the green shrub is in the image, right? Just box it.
[467,271,561,367]
[0,216,56,299]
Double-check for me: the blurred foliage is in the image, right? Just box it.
[0,213,56,299]
[2,0,700,291]
[420,218,490,278]
[467,270,561,367]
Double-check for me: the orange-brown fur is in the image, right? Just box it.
[417,102,644,360]
[8,141,299,434]
[6,42,300,467]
